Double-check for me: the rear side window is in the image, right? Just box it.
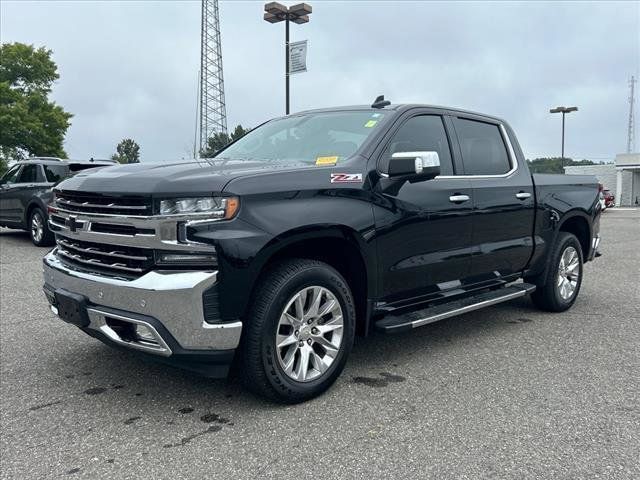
[44,164,69,182]
[453,118,511,175]
[17,164,44,183]
[382,115,454,175]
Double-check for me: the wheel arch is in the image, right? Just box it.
[245,225,375,336]
[557,210,592,259]
[24,199,48,227]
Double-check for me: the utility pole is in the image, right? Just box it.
[264,2,312,115]
[549,105,578,169]
[628,75,636,153]
[200,0,227,156]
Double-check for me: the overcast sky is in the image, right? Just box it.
[1,1,638,162]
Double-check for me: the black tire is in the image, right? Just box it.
[529,232,583,312]
[239,259,356,403]
[29,207,54,247]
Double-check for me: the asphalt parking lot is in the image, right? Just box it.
[1,209,638,479]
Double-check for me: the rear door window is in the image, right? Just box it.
[453,118,511,175]
[44,164,70,182]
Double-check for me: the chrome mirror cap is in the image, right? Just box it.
[390,151,440,176]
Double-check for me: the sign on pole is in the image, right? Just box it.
[289,40,308,74]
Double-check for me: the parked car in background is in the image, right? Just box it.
[0,158,115,245]
[603,189,615,208]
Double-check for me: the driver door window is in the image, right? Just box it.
[1,165,22,185]
[381,115,454,175]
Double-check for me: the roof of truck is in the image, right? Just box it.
[295,103,506,125]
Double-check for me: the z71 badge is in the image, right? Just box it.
[330,173,363,183]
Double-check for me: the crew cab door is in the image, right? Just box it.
[450,116,535,281]
[372,113,474,305]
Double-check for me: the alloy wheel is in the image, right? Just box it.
[275,286,344,382]
[31,212,44,243]
[557,246,580,300]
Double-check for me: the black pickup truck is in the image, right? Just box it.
[42,101,601,402]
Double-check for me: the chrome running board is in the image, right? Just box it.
[375,283,536,333]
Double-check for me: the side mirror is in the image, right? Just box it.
[388,151,440,179]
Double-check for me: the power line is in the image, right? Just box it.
[199,0,227,155]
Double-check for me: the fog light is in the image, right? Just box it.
[134,324,157,343]
[156,252,217,266]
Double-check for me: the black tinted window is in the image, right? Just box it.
[17,164,44,183]
[383,115,453,175]
[453,118,511,175]
[44,164,69,182]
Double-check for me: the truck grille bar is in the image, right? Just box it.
[55,237,153,276]
[55,190,152,216]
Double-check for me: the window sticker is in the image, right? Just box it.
[371,113,382,118]
[315,156,339,166]
[364,120,378,128]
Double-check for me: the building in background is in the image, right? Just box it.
[565,153,639,207]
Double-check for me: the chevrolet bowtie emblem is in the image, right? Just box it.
[65,216,81,232]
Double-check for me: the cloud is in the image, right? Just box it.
[1,0,638,161]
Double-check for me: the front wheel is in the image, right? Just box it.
[530,232,584,312]
[239,259,356,403]
[29,207,54,247]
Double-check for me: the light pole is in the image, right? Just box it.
[264,2,312,115]
[549,106,578,167]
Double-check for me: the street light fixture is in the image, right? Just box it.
[549,106,578,167]
[264,2,312,115]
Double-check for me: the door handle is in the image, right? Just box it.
[449,194,470,203]
[515,192,532,200]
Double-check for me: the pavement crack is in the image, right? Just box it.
[28,400,63,411]
[163,425,222,448]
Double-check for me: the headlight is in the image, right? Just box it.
[159,196,239,219]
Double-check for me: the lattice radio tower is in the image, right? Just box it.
[200,0,227,154]
[628,75,636,153]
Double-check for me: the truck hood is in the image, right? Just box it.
[56,159,309,196]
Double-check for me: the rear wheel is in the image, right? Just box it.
[29,207,54,247]
[240,259,356,403]
[529,232,583,312]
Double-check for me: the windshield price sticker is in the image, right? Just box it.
[316,156,339,166]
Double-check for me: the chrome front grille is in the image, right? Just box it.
[55,237,154,276]
[49,191,217,279]
[55,190,152,216]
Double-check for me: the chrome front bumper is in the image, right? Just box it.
[43,250,242,355]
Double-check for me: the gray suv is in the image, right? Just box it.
[0,158,114,246]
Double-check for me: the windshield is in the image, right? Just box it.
[215,111,386,165]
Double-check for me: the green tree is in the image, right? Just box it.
[526,157,596,174]
[112,138,141,164]
[0,43,72,171]
[200,124,249,157]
